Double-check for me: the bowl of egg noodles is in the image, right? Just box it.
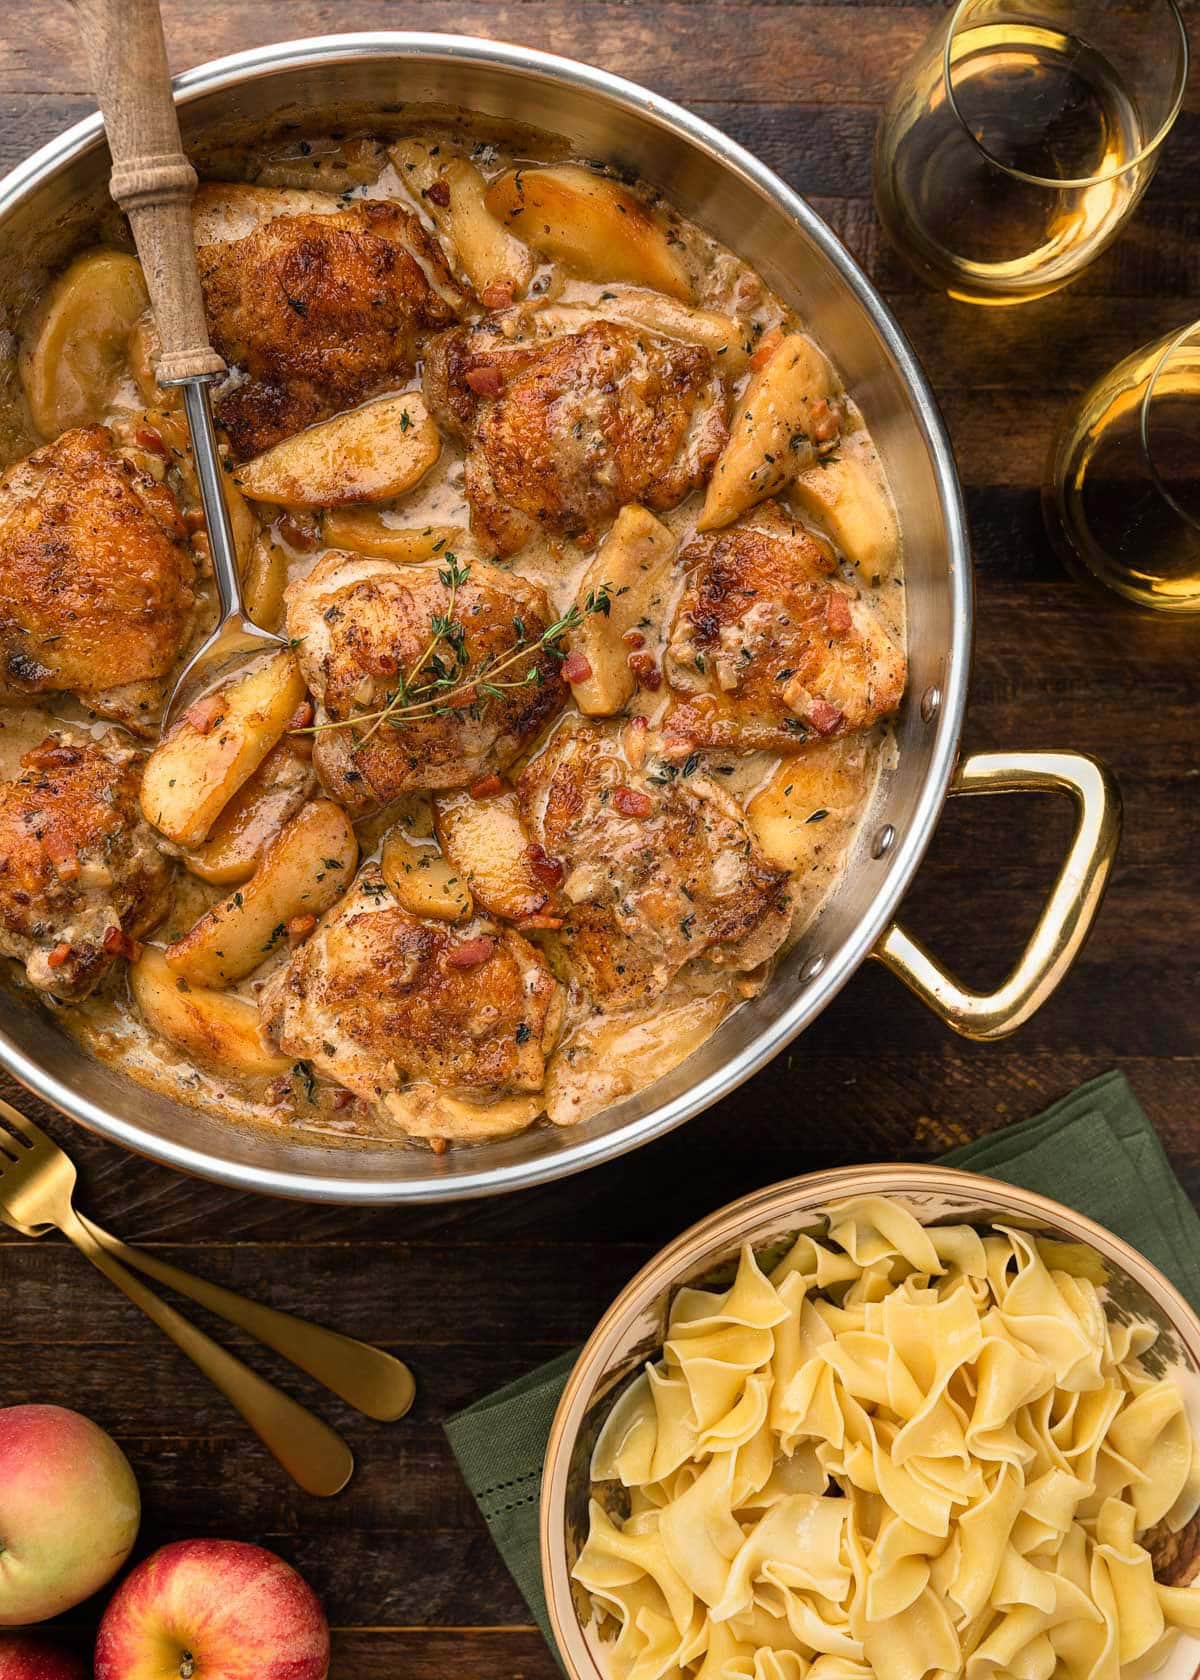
[541,1165,1200,1680]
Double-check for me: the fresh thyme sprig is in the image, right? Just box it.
[293,561,617,742]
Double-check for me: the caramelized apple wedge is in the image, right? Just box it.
[20,249,149,438]
[485,166,693,300]
[433,787,548,922]
[790,444,900,579]
[699,334,840,531]
[183,741,314,886]
[130,948,291,1077]
[140,652,306,847]
[319,512,467,564]
[746,735,873,873]
[566,506,677,717]
[381,829,473,923]
[166,800,358,987]
[389,140,534,296]
[233,394,440,507]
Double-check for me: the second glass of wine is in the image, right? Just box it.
[874,0,1188,305]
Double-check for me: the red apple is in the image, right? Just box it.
[94,1540,330,1680]
[0,1404,140,1626]
[0,1635,88,1680]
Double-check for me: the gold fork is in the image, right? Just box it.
[0,1099,409,1494]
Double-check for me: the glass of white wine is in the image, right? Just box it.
[874,0,1188,306]
[1044,319,1200,612]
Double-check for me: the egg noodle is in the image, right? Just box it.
[574,1196,1200,1680]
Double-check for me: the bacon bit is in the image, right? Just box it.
[561,650,592,685]
[183,508,207,535]
[447,683,479,709]
[517,913,564,930]
[659,733,697,764]
[446,935,496,969]
[332,1089,356,1112]
[748,325,784,371]
[622,629,646,650]
[613,786,654,819]
[265,1074,293,1107]
[429,1135,449,1156]
[278,512,318,552]
[45,941,72,969]
[102,926,142,961]
[427,178,451,207]
[288,700,315,732]
[42,832,79,881]
[825,592,853,635]
[809,398,841,445]
[134,424,169,458]
[22,742,81,771]
[526,843,565,888]
[627,652,662,691]
[360,647,399,678]
[465,364,506,398]
[469,773,503,800]
[184,694,226,736]
[808,697,844,736]
[286,913,318,949]
[481,280,517,310]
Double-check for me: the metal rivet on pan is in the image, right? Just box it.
[798,953,826,983]
[872,823,896,859]
[920,685,941,723]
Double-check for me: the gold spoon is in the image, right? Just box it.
[71,0,286,734]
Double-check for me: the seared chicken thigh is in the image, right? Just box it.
[285,550,567,810]
[0,733,173,1001]
[261,865,562,1105]
[423,315,728,556]
[198,196,468,458]
[0,426,195,731]
[518,721,791,1009]
[663,503,906,751]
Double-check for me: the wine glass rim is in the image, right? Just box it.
[1140,317,1200,538]
[942,0,1190,190]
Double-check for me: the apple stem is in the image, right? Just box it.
[179,1655,196,1679]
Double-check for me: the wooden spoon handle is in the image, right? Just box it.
[71,0,224,384]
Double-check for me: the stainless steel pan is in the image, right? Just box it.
[0,34,1120,1202]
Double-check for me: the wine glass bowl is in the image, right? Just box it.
[874,0,1189,305]
[1044,318,1200,612]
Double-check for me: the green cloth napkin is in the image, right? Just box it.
[444,1071,1200,1652]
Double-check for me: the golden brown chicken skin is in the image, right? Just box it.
[517,721,791,1009]
[285,550,567,810]
[198,199,468,458]
[423,315,728,556]
[0,733,173,1002]
[663,503,906,752]
[0,426,195,732]
[261,866,562,1102]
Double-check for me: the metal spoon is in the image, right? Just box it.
[72,0,285,735]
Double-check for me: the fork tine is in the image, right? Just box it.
[0,1099,42,1148]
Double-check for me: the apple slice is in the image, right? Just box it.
[130,949,291,1077]
[565,505,677,717]
[140,651,306,847]
[166,801,358,986]
[233,394,440,507]
[433,787,548,922]
[484,166,693,300]
[380,830,473,923]
[20,249,149,438]
[320,511,467,564]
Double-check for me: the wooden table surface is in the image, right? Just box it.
[1,4,1198,1676]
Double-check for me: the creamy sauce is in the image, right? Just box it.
[0,125,906,1149]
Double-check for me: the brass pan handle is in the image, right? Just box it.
[872,750,1121,1040]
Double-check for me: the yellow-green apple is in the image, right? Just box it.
[0,1635,88,1680]
[0,1404,139,1626]
[94,1540,330,1680]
